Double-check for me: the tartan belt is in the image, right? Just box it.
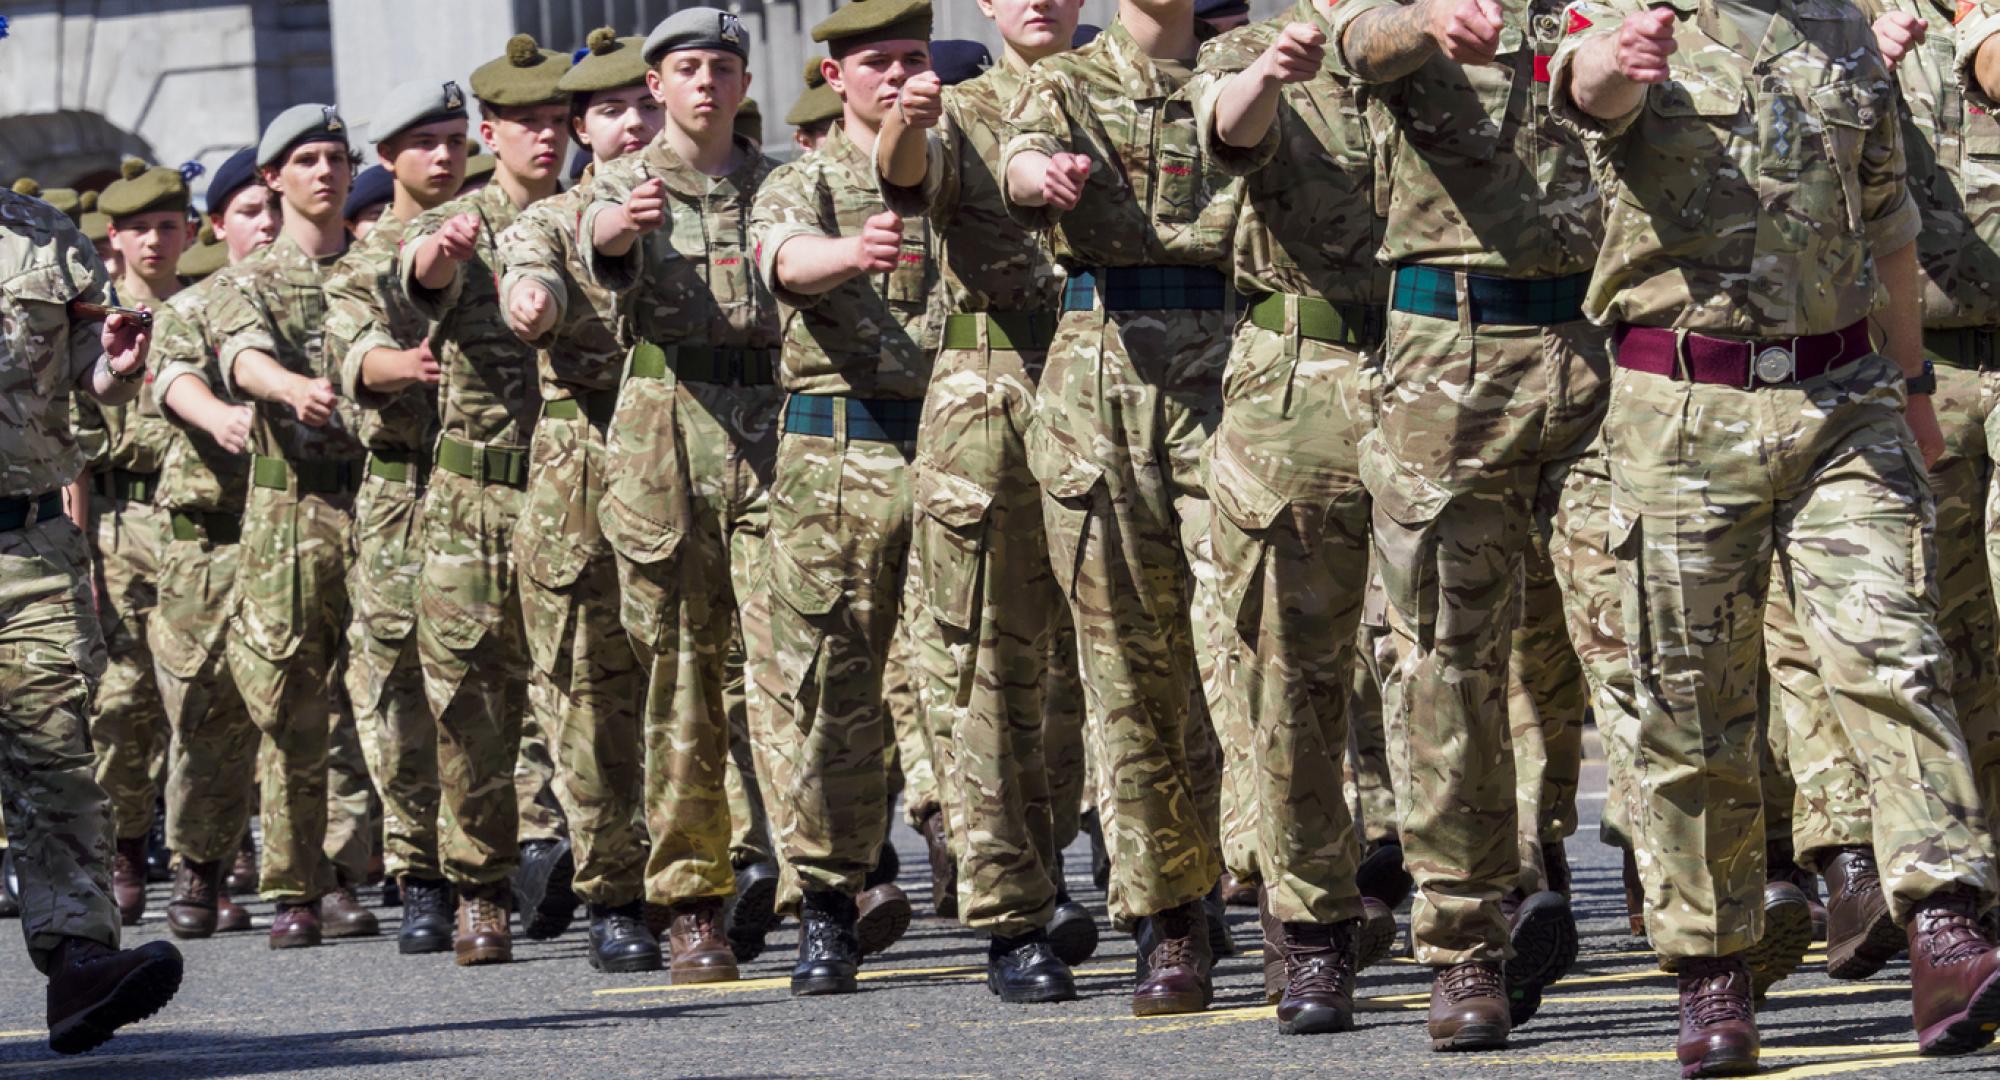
[1924,328,2000,372]
[434,436,528,487]
[1061,267,1228,312]
[91,469,159,504]
[1246,293,1384,348]
[782,395,922,442]
[1613,321,1872,389]
[251,454,362,495]
[367,448,429,485]
[629,343,778,386]
[542,389,618,426]
[1391,265,1591,326]
[0,492,63,532]
[169,509,243,545]
[941,312,1056,352]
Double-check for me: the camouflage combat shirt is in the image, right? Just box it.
[1945,0,2000,327]
[497,163,628,399]
[1329,0,1601,276]
[753,122,937,399]
[1000,19,1241,272]
[208,232,366,463]
[152,278,251,515]
[0,190,109,497]
[324,212,438,450]
[1550,0,1923,335]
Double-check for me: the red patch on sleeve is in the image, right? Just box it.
[899,253,924,265]
[1534,55,1552,82]
[1567,8,1594,33]
[714,257,740,267]
[1959,0,1978,23]
[1161,163,1193,176]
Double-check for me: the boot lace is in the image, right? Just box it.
[1680,958,1753,1028]
[1916,900,1992,967]
[1284,924,1354,995]
[1439,962,1505,1004]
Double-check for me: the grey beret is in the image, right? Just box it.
[369,79,468,144]
[643,7,751,64]
[258,103,351,168]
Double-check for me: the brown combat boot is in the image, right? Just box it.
[111,838,146,926]
[1357,897,1397,971]
[1219,871,1258,908]
[1822,847,1899,980]
[919,808,957,919]
[1275,919,1356,1035]
[1676,955,1758,1078]
[268,902,321,949]
[856,883,912,958]
[454,892,512,966]
[165,860,221,940]
[1132,901,1212,1017]
[45,937,183,1056]
[1427,961,1509,1051]
[319,885,381,938]
[1745,880,1812,998]
[666,899,740,984]
[1907,886,2000,1056]
[226,834,258,895]
[216,893,252,933]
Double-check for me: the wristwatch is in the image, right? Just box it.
[107,357,145,383]
[1907,360,1937,396]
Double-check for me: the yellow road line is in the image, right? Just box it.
[593,961,1133,998]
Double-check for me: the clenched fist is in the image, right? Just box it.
[1041,153,1092,211]
[289,376,337,428]
[852,211,905,274]
[1872,12,1926,70]
[622,178,668,234]
[898,71,945,130]
[1615,8,1678,84]
[1263,22,1327,83]
[429,212,483,264]
[213,403,254,455]
[507,282,559,341]
[1431,0,1505,64]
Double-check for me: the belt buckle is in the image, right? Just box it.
[1753,344,1795,386]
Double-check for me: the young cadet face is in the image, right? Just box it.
[480,103,571,184]
[794,121,833,154]
[575,85,666,165]
[95,238,123,279]
[211,183,281,262]
[379,118,469,207]
[648,49,751,143]
[108,209,193,282]
[981,0,1085,52]
[347,201,387,242]
[827,42,930,129]
[264,141,354,223]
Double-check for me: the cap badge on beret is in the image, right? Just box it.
[323,106,345,133]
[444,81,465,110]
[721,15,744,45]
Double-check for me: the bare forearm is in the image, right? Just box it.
[81,359,141,405]
[232,349,304,406]
[65,477,89,531]
[1569,37,1649,120]
[592,207,639,259]
[1878,241,1922,376]
[361,346,418,394]
[772,235,864,297]
[1344,0,1440,83]
[1980,35,2000,101]
[878,110,930,189]
[1215,67,1286,149]
[412,238,458,292]
[162,377,237,442]
[1006,151,1053,207]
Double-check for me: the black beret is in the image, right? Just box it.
[930,40,992,86]
[344,165,394,221]
[205,148,262,216]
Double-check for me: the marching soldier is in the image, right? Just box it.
[151,148,274,941]
[1556,0,2000,1069]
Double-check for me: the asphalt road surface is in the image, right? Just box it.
[3,754,1997,1078]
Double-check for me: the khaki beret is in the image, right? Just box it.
[643,7,751,64]
[785,84,843,128]
[258,103,351,168]
[12,178,83,222]
[804,56,829,89]
[559,28,649,94]
[472,34,571,107]
[812,0,933,52]
[735,98,762,143]
[177,223,228,281]
[99,158,192,220]
[463,150,496,186]
[369,79,468,144]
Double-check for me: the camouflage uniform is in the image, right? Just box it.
[750,122,937,895]
[208,234,366,904]
[326,211,443,883]
[881,51,1073,936]
[1187,5,1383,927]
[398,182,569,902]
[0,189,122,971]
[1327,0,1614,965]
[72,348,174,845]
[1345,571,1400,843]
[150,284,257,869]
[1000,22,1241,922]
[1550,0,2000,952]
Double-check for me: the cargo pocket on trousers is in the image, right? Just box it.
[1206,442,1291,637]
[1025,419,1104,607]
[517,419,593,592]
[1358,435,1450,650]
[912,464,995,633]
[767,536,843,704]
[231,497,304,663]
[414,483,499,655]
[1608,507,1651,676]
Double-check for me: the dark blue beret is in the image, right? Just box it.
[205,147,262,216]
[929,39,992,86]
[343,165,393,221]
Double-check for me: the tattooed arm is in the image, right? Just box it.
[1342,0,1504,83]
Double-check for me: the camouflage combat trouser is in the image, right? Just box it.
[1211,311,1373,927]
[87,496,169,842]
[1,514,121,972]
[323,699,374,888]
[345,468,441,882]
[1345,571,1399,844]
[1508,535,1585,896]
[1608,351,1997,956]
[1365,303,1609,965]
[886,611,938,831]
[153,532,255,866]
[518,409,646,910]
[229,483,354,904]
[605,375,783,908]
[1028,303,1231,923]
[1760,360,2000,874]
[908,328,1062,936]
[1043,620,1086,859]
[420,468,544,897]
[517,696,563,845]
[725,622,771,868]
[762,396,917,895]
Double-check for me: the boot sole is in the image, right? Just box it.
[1278,1005,1354,1035]
[398,934,453,956]
[727,873,780,963]
[1430,1023,1508,1051]
[1825,905,1902,981]
[589,952,664,974]
[1682,1047,1759,1078]
[858,894,913,958]
[48,948,184,1055]
[1747,893,1813,998]
[454,946,512,966]
[791,973,858,995]
[1048,914,1100,967]
[1131,990,1211,1017]
[988,971,1079,1005]
[1917,965,2000,1056]
[670,964,740,985]
[267,933,321,950]
[1358,910,1398,972]
[1508,892,1578,1024]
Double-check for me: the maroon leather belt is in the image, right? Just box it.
[1613,321,1872,389]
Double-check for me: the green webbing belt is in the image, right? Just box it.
[941,312,1057,352]
[250,454,360,494]
[1246,293,1381,348]
[434,436,528,487]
